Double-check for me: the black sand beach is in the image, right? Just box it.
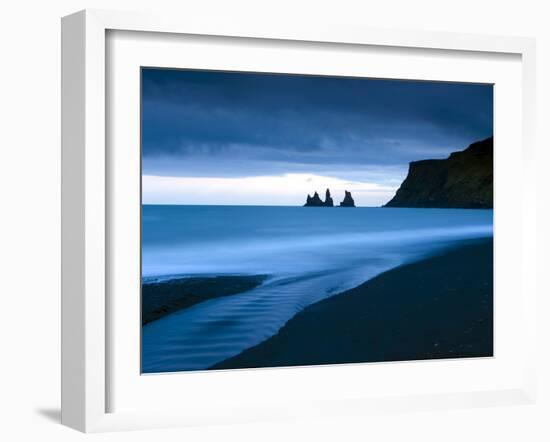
[213,239,493,370]
[142,275,267,325]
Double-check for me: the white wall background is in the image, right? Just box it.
[0,1,548,441]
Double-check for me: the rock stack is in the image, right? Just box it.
[304,189,354,207]
[304,191,324,206]
[324,189,334,207]
[339,191,355,207]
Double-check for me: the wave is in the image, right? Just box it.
[141,206,493,373]
[142,224,492,277]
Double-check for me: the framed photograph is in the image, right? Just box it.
[61,9,538,432]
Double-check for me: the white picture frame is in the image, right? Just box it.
[61,9,538,433]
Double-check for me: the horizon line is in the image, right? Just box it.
[141,203,381,208]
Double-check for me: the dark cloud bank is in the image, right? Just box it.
[141,68,493,182]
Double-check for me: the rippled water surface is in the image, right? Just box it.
[141,205,493,373]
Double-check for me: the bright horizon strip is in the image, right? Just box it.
[142,173,398,207]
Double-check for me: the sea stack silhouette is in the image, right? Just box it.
[324,188,334,206]
[304,188,334,207]
[304,189,354,207]
[339,190,356,207]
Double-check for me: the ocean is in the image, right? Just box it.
[141,205,493,373]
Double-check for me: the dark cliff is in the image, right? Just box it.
[385,137,493,209]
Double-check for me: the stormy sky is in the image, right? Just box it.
[141,68,493,206]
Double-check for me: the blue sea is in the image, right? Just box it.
[141,205,493,373]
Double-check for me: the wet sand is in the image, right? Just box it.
[142,275,267,325]
[213,239,493,369]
